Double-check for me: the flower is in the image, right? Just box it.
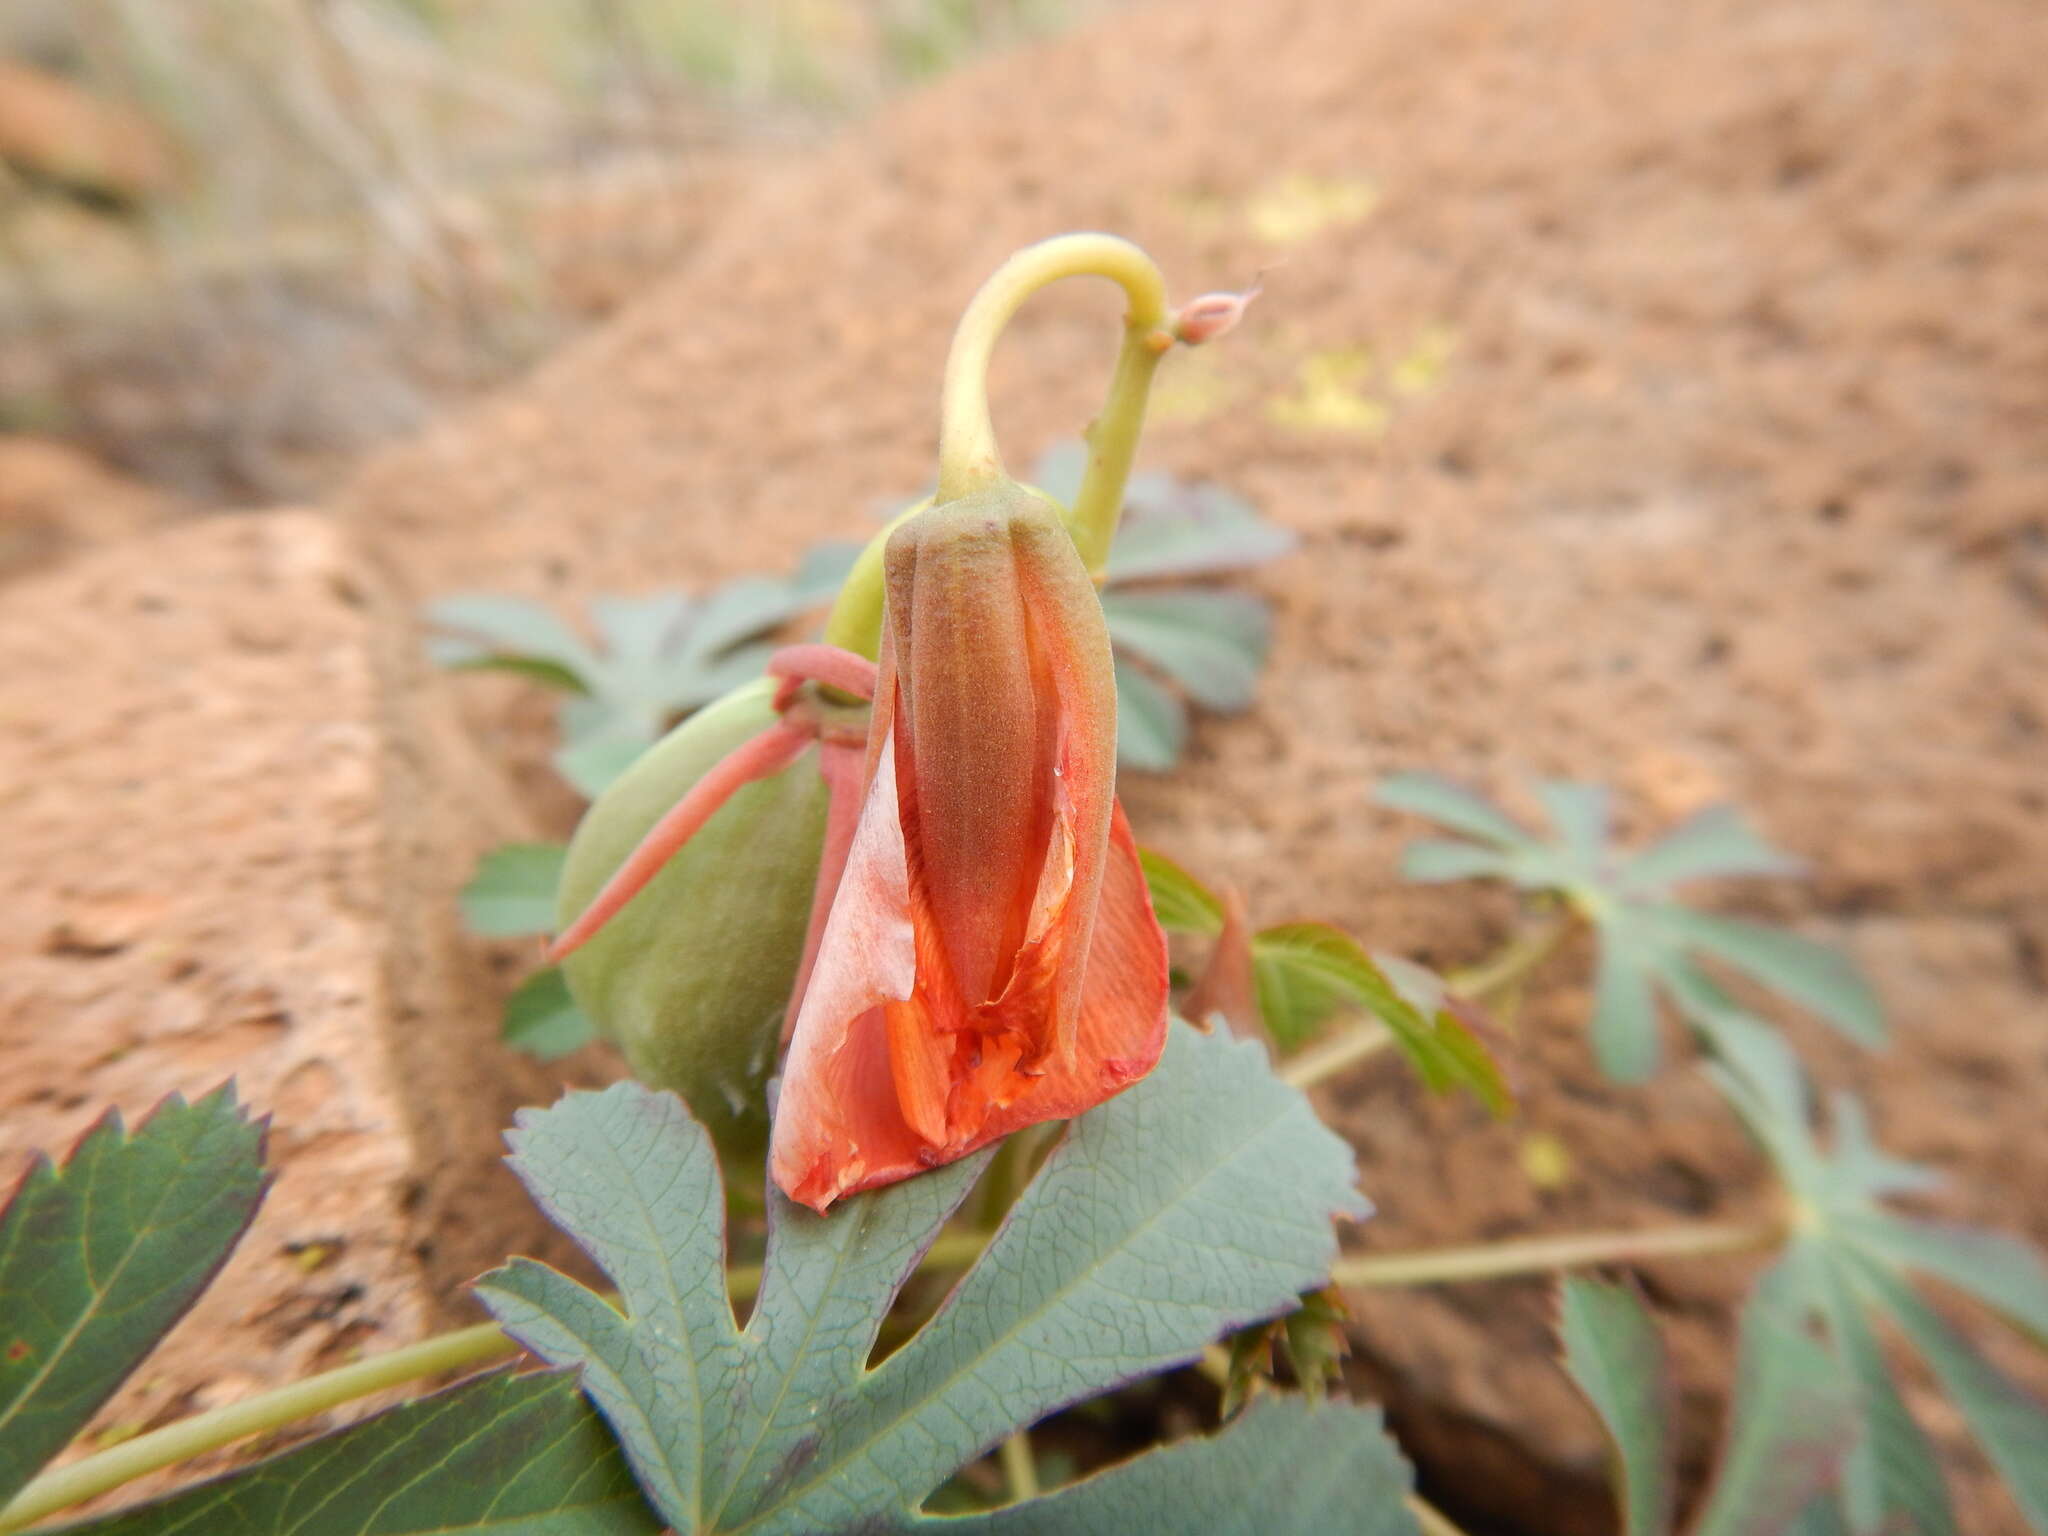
[770,485,1171,1212]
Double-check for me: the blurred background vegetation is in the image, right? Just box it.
[0,0,1101,502]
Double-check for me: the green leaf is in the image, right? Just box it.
[0,1087,267,1506]
[1557,1276,1675,1536]
[477,1022,1368,1534]
[59,1371,661,1535]
[1536,780,1611,871]
[502,968,597,1061]
[462,844,570,938]
[1854,1257,2048,1531]
[1816,1248,1956,1536]
[431,572,812,774]
[1841,1216,2048,1346]
[1102,485,1295,583]
[425,594,599,692]
[1252,925,1513,1113]
[1374,773,1536,852]
[1692,1269,1857,1536]
[1102,589,1270,713]
[1651,908,1884,1048]
[928,1396,1416,1534]
[1251,923,1367,1048]
[1138,847,1226,936]
[1374,955,1516,1119]
[553,734,650,799]
[1398,840,1518,884]
[1590,917,1664,1084]
[1624,805,1804,893]
[1113,656,1188,772]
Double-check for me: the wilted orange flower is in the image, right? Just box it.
[770,486,1171,1212]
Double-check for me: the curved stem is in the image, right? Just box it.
[936,234,1169,515]
[1446,911,1573,1003]
[1280,1020,1393,1089]
[0,1231,995,1533]
[1330,1218,1782,1291]
[822,236,1175,657]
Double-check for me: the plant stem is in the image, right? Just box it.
[0,1233,994,1532]
[1330,1218,1782,1291]
[1445,911,1573,1003]
[1280,1020,1393,1089]
[936,234,1169,525]
[820,235,1174,656]
[998,1429,1040,1502]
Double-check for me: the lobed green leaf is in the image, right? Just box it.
[926,1396,1415,1535]
[479,1023,1370,1534]
[1691,1268,1856,1536]
[1112,656,1188,772]
[1557,1276,1676,1536]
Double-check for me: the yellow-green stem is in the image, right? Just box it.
[0,1232,993,1533]
[1446,911,1573,1002]
[1280,1021,1394,1089]
[821,235,1173,657]
[998,1429,1040,1502]
[1330,1218,1782,1290]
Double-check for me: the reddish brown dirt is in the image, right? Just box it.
[0,513,600,1503]
[337,0,2048,1527]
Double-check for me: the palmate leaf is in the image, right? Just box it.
[426,562,824,798]
[1031,443,1289,771]
[1558,1272,1853,1536]
[1690,1269,1857,1536]
[475,1022,1388,1535]
[462,843,570,938]
[1709,1031,2048,1534]
[1375,774,1883,1077]
[1111,655,1187,772]
[1101,589,1270,714]
[1558,1277,1676,1536]
[1026,442,1296,584]
[58,1372,660,1536]
[0,1087,267,1506]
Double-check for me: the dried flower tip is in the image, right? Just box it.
[1170,277,1264,346]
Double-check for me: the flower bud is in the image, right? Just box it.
[771,482,1170,1211]
[557,679,827,1164]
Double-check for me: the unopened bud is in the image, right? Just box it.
[1170,278,1263,346]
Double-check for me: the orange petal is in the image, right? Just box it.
[770,735,926,1211]
[968,802,1169,1142]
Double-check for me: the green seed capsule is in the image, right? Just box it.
[557,679,827,1167]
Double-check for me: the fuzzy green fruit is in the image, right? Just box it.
[557,679,827,1166]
